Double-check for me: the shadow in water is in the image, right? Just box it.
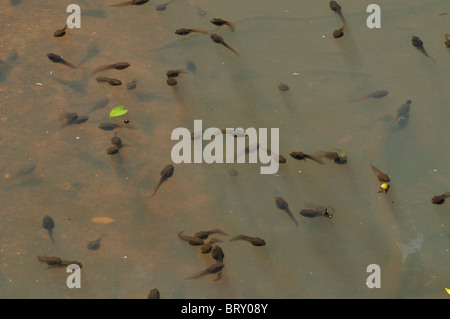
[135,91,168,103]
[9,0,21,6]
[71,147,110,171]
[83,9,107,19]
[0,50,19,83]
[333,23,362,71]
[4,177,44,190]
[79,43,100,67]
[49,70,89,94]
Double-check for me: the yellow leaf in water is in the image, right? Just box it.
[91,217,115,224]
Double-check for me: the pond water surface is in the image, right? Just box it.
[0,0,449,299]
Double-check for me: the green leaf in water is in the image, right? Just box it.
[109,106,128,118]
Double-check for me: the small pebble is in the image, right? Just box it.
[277,82,289,91]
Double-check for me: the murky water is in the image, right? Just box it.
[0,0,449,299]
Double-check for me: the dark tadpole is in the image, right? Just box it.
[370,164,390,182]
[194,228,228,240]
[47,53,76,68]
[174,28,208,36]
[148,288,160,299]
[316,150,347,164]
[329,1,345,23]
[211,245,225,263]
[229,234,266,246]
[185,262,224,280]
[431,193,450,205]
[53,25,67,37]
[390,100,411,128]
[445,34,450,48]
[42,215,55,243]
[411,36,435,63]
[177,231,204,246]
[37,255,82,268]
[200,238,223,254]
[210,18,235,32]
[349,90,389,103]
[110,0,150,7]
[148,164,174,198]
[96,77,122,86]
[166,69,186,78]
[332,23,346,38]
[210,34,240,56]
[299,202,334,219]
[91,62,130,75]
[289,151,324,164]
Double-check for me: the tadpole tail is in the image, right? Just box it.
[306,155,324,164]
[213,271,223,281]
[110,1,133,7]
[185,270,208,280]
[193,29,209,35]
[62,60,77,69]
[90,67,105,75]
[148,178,164,199]
[338,12,346,24]
[425,53,436,63]
[229,234,248,242]
[225,21,236,32]
[48,229,54,243]
[221,43,240,57]
[285,209,299,229]
[418,48,436,63]
[148,188,158,199]
[209,228,228,237]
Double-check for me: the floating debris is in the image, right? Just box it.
[91,217,115,224]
